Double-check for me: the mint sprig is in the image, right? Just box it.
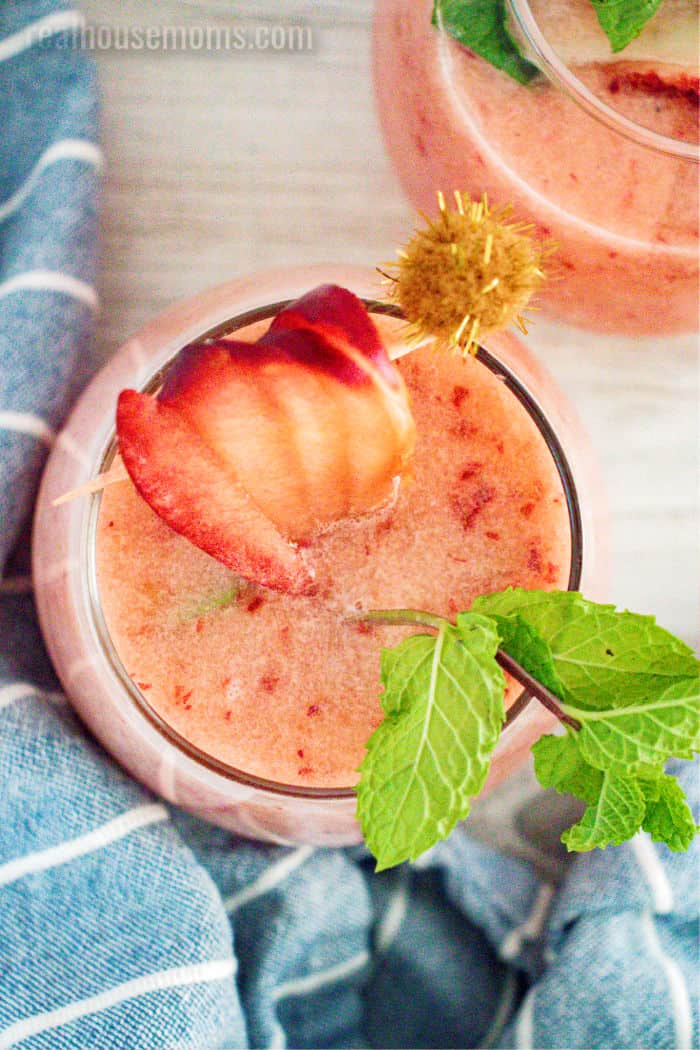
[355,590,699,868]
[434,0,669,83]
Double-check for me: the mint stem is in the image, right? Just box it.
[348,608,581,732]
[353,608,448,631]
[494,648,581,731]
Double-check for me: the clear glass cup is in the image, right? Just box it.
[373,0,698,335]
[33,265,609,847]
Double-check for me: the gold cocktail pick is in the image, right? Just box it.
[380,190,553,357]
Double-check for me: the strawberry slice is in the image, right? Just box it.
[267,283,400,387]
[159,340,310,535]
[116,285,415,591]
[159,285,414,540]
[116,390,314,595]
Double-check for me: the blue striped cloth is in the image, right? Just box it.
[1,4,698,1048]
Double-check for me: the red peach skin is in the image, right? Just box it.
[157,285,415,540]
[116,390,315,595]
[266,283,403,389]
[116,284,414,588]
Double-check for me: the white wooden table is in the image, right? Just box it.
[78,0,697,866]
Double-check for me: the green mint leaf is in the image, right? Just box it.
[469,610,565,697]
[534,734,698,852]
[356,614,505,871]
[478,588,698,853]
[640,772,699,852]
[472,588,698,702]
[532,731,602,805]
[472,588,587,664]
[474,588,699,771]
[432,0,539,85]
[590,0,665,53]
[573,676,700,773]
[562,770,646,851]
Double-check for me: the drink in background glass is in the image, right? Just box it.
[33,266,608,846]
[373,0,699,335]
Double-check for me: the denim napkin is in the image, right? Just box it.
[1,3,698,1048]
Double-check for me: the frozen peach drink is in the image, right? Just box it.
[373,0,699,333]
[33,266,606,846]
[95,310,572,787]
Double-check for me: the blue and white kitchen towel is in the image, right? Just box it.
[0,3,698,1047]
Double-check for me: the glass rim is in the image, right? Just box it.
[85,298,584,802]
[505,0,698,162]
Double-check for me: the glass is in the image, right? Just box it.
[33,265,608,846]
[373,0,698,334]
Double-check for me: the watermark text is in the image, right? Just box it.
[37,21,314,54]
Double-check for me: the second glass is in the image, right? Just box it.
[373,0,699,335]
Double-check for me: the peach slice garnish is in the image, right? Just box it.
[116,285,416,592]
[116,390,315,595]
